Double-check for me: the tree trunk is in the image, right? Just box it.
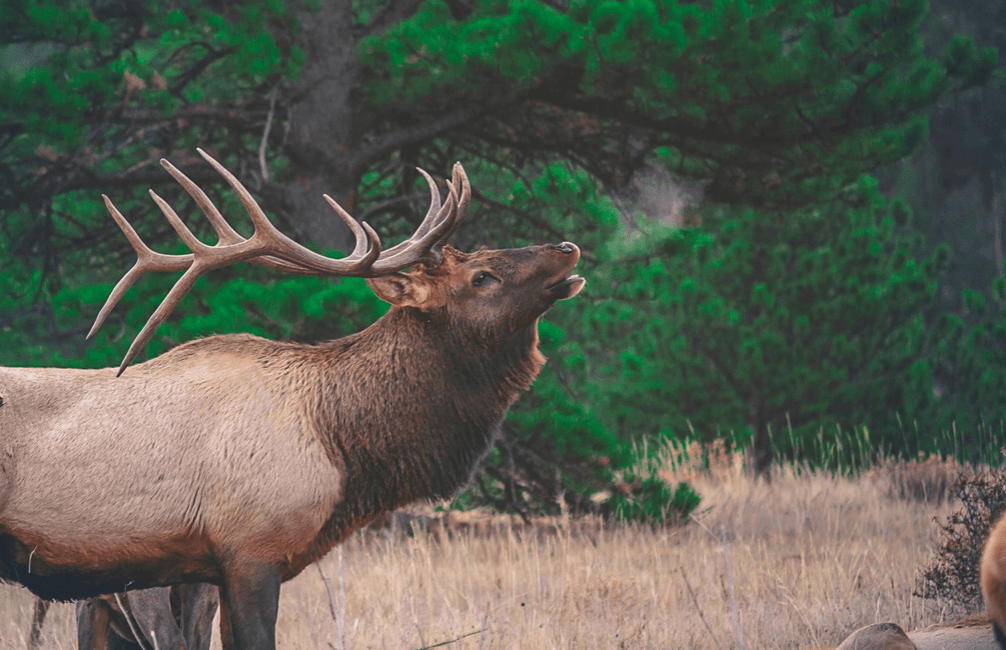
[748,393,772,481]
[277,0,361,252]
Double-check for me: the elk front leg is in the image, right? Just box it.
[219,563,280,650]
[177,583,219,650]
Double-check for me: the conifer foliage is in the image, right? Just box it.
[0,0,1000,513]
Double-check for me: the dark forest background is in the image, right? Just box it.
[1,0,1003,519]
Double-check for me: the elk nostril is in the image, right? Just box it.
[555,242,575,254]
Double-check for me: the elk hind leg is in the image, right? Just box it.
[28,597,49,650]
[77,598,114,650]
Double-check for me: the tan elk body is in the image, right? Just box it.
[3,342,348,588]
[0,151,584,650]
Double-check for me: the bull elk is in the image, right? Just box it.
[0,150,585,650]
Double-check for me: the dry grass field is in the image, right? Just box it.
[1,449,977,650]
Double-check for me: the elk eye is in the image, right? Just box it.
[472,271,495,287]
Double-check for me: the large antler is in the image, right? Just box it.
[92,149,470,376]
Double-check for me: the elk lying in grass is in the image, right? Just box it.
[830,617,1000,650]
[982,512,1006,648]
[30,584,218,650]
[0,150,584,650]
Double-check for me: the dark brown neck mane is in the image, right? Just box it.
[304,306,546,557]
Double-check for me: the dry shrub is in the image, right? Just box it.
[363,506,606,542]
[656,438,747,485]
[871,454,963,505]
[916,467,1006,610]
[430,510,606,541]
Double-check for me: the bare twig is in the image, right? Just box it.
[114,593,152,650]
[680,565,723,649]
[414,628,489,650]
[259,87,278,183]
[318,552,346,650]
[469,190,570,249]
[720,527,747,650]
[355,104,492,164]
[317,562,338,620]
[360,0,427,35]
[337,546,346,649]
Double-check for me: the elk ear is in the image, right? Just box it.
[367,274,435,309]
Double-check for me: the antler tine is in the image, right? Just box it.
[414,168,444,237]
[195,149,381,275]
[87,195,193,339]
[377,162,467,270]
[149,189,215,256]
[379,168,443,259]
[322,194,371,259]
[437,162,470,249]
[367,178,459,273]
[164,156,350,276]
[115,262,206,377]
[160,159,244,246]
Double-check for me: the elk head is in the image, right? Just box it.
[91,150,584,371]
[367,243,584,346]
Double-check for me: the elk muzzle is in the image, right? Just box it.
[545,242,585,300]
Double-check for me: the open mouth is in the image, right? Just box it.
[547,274,586,299]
